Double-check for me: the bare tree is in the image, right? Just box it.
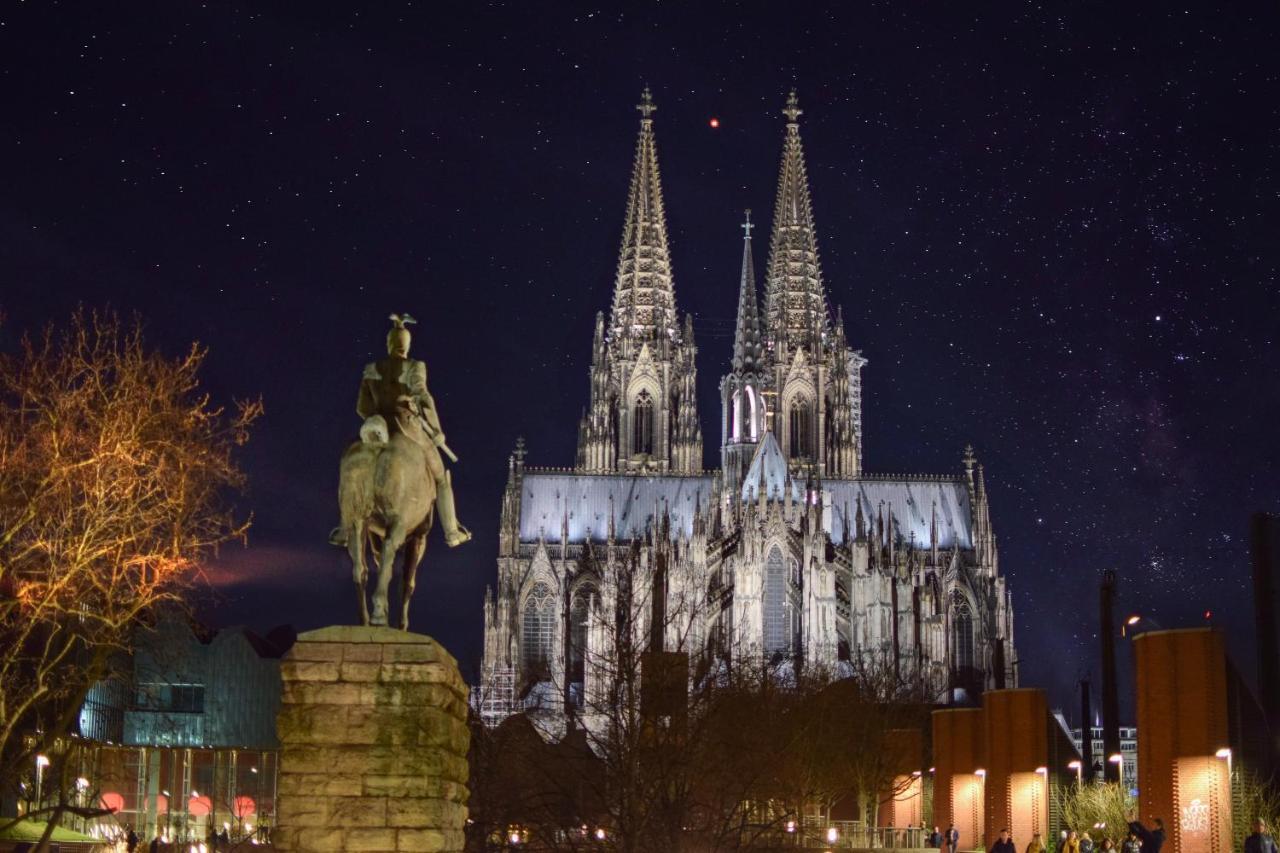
[0,309,260,843]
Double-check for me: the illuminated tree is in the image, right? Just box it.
[0,309,260,839]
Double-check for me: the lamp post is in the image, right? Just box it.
[1036,767,1048,835]
[1109,753,1124,787]
[1068,760,1083,789]
[976,768,987,846]
[1216,747,1233,798]
[35,754,50,810]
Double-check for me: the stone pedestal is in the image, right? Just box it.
[275,626,470,853]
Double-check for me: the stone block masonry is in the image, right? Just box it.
[275,625,470,853]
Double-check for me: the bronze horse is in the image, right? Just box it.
[337,427,436,629]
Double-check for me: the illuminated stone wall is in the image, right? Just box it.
[275,626,470,853]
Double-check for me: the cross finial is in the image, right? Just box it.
[783,88,803,123]
[636,86,657,120]
[741,208,754,240]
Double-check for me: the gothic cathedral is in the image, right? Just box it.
[479,90,1018,730]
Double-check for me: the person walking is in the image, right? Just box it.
[930,826,943,848]
[1245,818,1279,853]
[946,824,961,853]
[1026,831,1046,853]
[126,830,139,853]
[991,828,1017,853]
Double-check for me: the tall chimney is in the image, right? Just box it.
[1080,679,1095,783]
[1252,512,1280,765]
[1100,570,1122,783]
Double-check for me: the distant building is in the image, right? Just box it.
[73,617,291,845]
[1055,716,1139,792]
[478,90,1018,733]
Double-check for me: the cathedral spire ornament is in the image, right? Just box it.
[608,86,677,346]
[764,88,829,358]
[783,88,803,124]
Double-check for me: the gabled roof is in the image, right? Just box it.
[518,471,715,543]
[740,431,802,502]
[825,477,973,548]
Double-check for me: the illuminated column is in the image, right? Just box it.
[879,729,925,831]
[983,689,1051,849]
[933,708,986,851]
[1133,628,1232,853]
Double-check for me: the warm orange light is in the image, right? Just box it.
[1126,615,1142,625]
[1036,766,1048,774]
[975,768,986,777]
[1215,748,1232,759]
[1068,760,1082,770]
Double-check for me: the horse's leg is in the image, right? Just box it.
[348,520,369,626]
[372,518,406,627]
[400,526,428,631]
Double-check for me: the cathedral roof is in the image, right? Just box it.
[740,431,801,502]
[826,477,973,549]
[518,470,715,543]
[516,468,973,550]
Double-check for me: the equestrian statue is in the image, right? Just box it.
[331,313,471,629]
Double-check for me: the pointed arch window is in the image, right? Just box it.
[763,547,789,655]
[522,582,556,676]
[789,396,813,460]
[634,390,654,455]
[730,389,743,442]
[951,594,975,673]
[569,584,596,684]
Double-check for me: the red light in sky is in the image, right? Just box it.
[709,117,720,128]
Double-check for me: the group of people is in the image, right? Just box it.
[924,815,1277,853]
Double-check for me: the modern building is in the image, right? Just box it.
[478,89,1019,732]
[1066,724,1139,792]
[71,617,290,845]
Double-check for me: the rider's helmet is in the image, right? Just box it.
[387,313,416,358]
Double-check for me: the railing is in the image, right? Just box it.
[791,818,931,849]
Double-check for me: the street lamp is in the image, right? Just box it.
[1216,747,1233,784]
[975,769,987,844]
[1068,760,1083,788]
[1036,768,1049,835]
[35,754,50,808]
[1109,753,1124,785]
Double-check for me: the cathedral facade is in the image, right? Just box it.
[478,90,1018,729]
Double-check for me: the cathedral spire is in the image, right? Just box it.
[764,89,829,357]
[731,209,764,374]
[608,86,677,346]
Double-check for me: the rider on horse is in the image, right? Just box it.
[331,313,471,548]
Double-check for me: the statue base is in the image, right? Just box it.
[274,626,470,853]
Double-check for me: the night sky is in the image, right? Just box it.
[4,3,1278,718]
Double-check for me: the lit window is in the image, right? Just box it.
[522,583,556,676]
[763,548,789,655]
[633,391,654,455]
